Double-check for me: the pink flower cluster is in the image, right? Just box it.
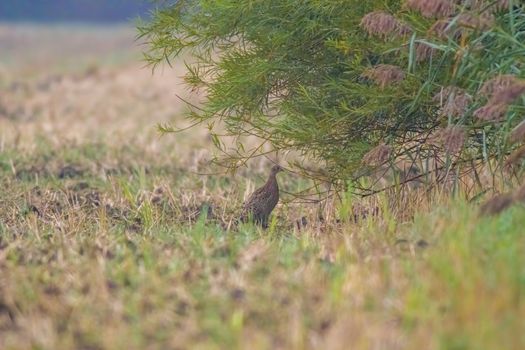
[362,64,406,89]
[474,76,525,122]
[360,11,412,38]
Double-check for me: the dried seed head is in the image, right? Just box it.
[436,126,466,154]
[505,145,525,167]
[489,82,525,106]
[456,13,477,28]
[475,76,525,122]
[473,103,507,122]
[433,86,472,117]
[406,0,456,18]
[415,42,437,62]
[397,23,414,36]
[429,19,458,39]
[509,119,525,144]
[444,93,472,117]
[360,11,412,38]
[428,12,494,41]
[363,144,392,166]
[479,193,514,216]
[360,11,397,36]
[444,127,466,154]
[479,75,518,98]
[362,64,405,88]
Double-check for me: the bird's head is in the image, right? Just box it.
[271,164,284,175]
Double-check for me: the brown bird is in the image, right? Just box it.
[239,164,283,228]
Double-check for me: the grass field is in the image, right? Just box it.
[0,24,524,350]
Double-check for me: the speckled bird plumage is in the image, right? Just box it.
[240,165,283,228]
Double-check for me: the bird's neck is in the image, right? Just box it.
[266,173,278,189]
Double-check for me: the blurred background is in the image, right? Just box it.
[0,0,202,149]
[0,0,151,22]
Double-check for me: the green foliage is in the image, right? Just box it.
[139,1,525,189]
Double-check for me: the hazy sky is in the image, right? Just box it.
[0,0,153,22]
